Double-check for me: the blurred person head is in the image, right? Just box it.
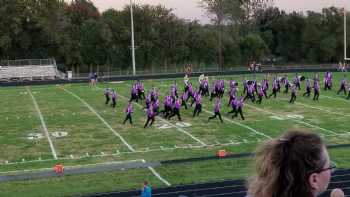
[330,188,344,197]
[247,130,334,197]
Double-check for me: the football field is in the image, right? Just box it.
[0,72,350,196]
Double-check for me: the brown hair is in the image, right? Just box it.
[247,130,326,197]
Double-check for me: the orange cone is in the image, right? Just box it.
[217,150,227,157]
[54,164,64,174]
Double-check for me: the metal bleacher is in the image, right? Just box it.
[0,59,65,81]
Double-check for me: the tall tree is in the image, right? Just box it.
[102,9,129,71]
[200,0,232,68]
[80,19,111,72]
[63,0,100,74]
[302,11,323,63]
[239,0,275,25]
[240,33,268,63]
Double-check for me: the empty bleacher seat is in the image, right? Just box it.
[0,65,60,81]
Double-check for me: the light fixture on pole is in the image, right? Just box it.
[130,0,136,75]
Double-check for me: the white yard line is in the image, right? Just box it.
[61,87,136,152]
[117,92,207,146]
[155,116,207,146]
[142,159,171,186]
[154,81,270,140]
[321,95,350,103]
[200,79,343,137]
[0,145,194,165]
[106,84,207,146]
[246,104,338,135]
[219,80,272,139]
[278,97,350,117]
[292,119,338,135]
[295,102,350,117]
[202,108,272,139]
[26,87,58,159]
[4,133,349,165]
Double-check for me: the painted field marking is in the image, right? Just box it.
[321,95,350,103]
[27,133,45,140]
[246,104,338,135]
[175,122,192,127]
[270,114,304,120]
[134,83,268,142]
[0,138,280,166]
[270,115,286,120]
[109,81,125,84]
[286,114,304,119]
[113,87,207,147]
[142,159,171,186]
[26,87,58,159]
[61,87,136,152]
[156,123,172,129]
[220,80,273,139]
[202,108,272,139]
[278,97,350,117]
[0,159,144,175]
[51,131,68,138]
[223,79,347,135]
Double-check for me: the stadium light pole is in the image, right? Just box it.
[130,0,136,76]
[344,8,348,61]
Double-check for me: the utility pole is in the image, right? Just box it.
[130,0,136,75]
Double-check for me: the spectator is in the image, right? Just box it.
[88,72,94,87]
[255,63,261,72]
[338,62,342,71]
[341,63,347,72]
[250,61,255,72]
[331,188,345,197]
[338,62,347,72]
[93,72,98,85]
[141,181,152,197]
[247,130,342,197]
[88,72,98,87]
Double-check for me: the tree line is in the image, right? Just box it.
[0,0,348,74]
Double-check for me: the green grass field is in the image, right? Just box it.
[1,72,350,197]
